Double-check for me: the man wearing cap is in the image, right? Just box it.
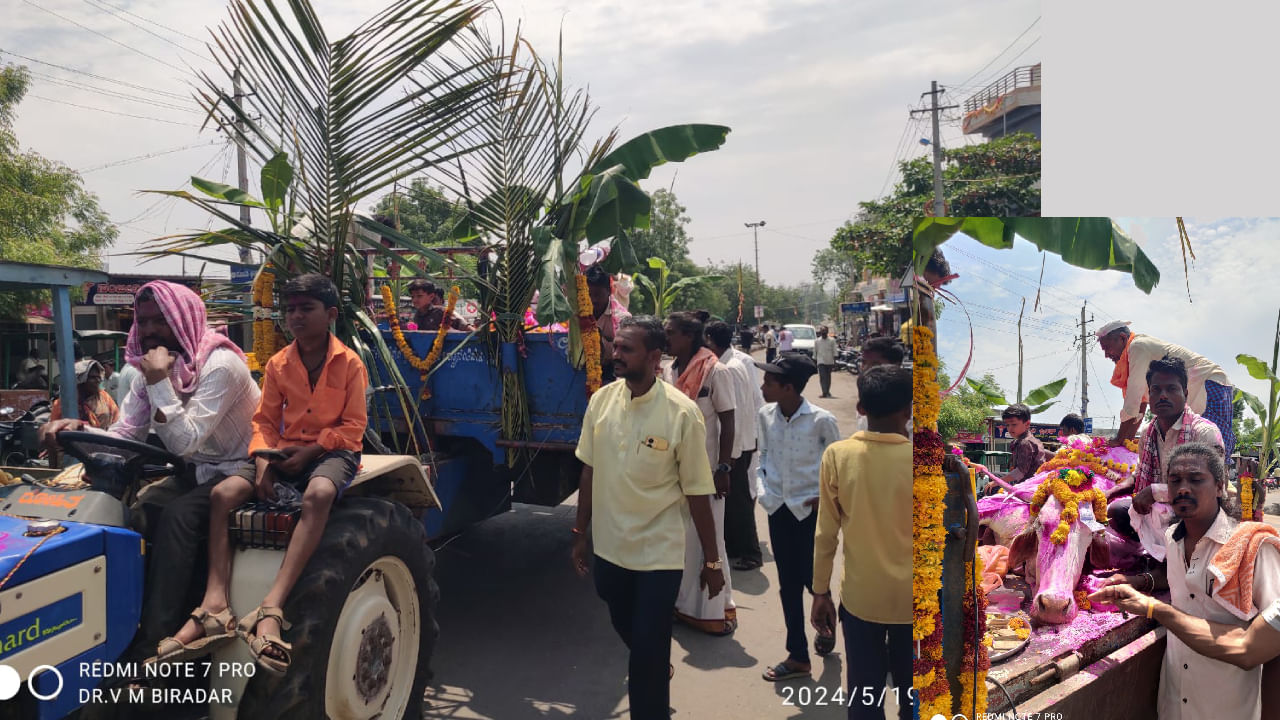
[1096,321,1234,456]
[756,353,842,681]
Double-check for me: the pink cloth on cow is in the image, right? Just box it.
[978,545,1010,578]
[116,280,246,437]
[1207,521,1280,622]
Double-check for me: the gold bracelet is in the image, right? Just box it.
[1146,598,1155,619]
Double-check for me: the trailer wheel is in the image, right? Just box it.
[237,497,439,720]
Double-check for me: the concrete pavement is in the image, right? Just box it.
[421,358,901,719]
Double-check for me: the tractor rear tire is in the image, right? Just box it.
[236,496,438,720]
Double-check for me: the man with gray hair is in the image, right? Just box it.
[1091,441,1280,720]
[1096,320,1233,456]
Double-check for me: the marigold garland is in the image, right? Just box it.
[575,273,602,395]
[1241,472,1257,521]
[958,553,990,718]
[1074,589,1092,612]
[1029,467,1109,545]
[251,265,277,383]
[381,284,460,400]
[911,323,950,715]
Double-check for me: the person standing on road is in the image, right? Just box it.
[706,322,765,571]
[853,337,906,433]
[571,316,725,720]
[814,326,837,398]
[764,325,778,363]
[756,354,841,681]
[663,312,738,635]
[777,325,794,354]
[811,365,913,720]
[1096,320,1234,455]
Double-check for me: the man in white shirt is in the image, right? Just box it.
[764,325,779,363]
[41,281,261,664]
[813,326,837,398]
[1097,320,1234,457]
[777,326,794,353]
[755,354,842,679]
[1089,442,1280,720]
[706,322,765,570]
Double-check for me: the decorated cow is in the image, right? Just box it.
[991,436,1145,624]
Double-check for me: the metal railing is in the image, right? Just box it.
[964,63,1041,114]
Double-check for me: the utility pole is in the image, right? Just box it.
[1078,301,1094,417]
[911,81,959,217]
[233,66,252,264]
[745,220,766,298]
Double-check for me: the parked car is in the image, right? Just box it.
[783,324,817,357]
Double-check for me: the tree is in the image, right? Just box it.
[0,64,115,318]
[812,246,859,291]
[832,132,1041,278]
[939,372,1001,442]
[370,179,466,246]
[628,189,690,264]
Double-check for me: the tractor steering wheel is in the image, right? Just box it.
[55,430,185,498]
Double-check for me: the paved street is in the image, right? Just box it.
[421,356,899,719]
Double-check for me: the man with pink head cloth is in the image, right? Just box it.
[41,279,260,662]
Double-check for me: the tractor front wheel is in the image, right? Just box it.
[236,497,438,719]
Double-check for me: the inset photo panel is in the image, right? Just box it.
[913,217,1280,720]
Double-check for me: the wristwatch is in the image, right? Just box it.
[704,559,723,571]
[714,462,732,475]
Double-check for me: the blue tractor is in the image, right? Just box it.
[0,429,440,720]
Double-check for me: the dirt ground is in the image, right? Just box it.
[421,354,902,719]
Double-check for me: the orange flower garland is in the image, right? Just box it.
[575,273,602,395]
[1241,472,1257,521]
[1029,468,1108,545]
[251,265,277,382]
[381,284,460,400]
[958,553,989,718]
[912,324,951,717]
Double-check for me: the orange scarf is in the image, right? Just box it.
[1109,332,1138,390]
[1208,521,1280,621]
[673,347,719,401]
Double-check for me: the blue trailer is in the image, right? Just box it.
[373,329,590,540]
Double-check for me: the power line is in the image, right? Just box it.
[81,141,224,173]
[0,49,189,100]
[947,245,1119,320]
[80,0,209,62]
[29,70,199,113]
[1086,352,1116,418]
[966,38,1041,95]
[26,94,201,127]
[20,0,195,77]
[87,0,206,43]
[952,17,1040,91]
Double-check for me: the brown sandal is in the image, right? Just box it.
[146,607,237,665]
[237,605,293,676]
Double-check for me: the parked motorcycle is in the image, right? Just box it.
[0,401,51,467]
[835,347,860,376]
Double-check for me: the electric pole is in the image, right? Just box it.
[1078,301,1094,418]
[745,220,766,298]
[233,65,252,264]
[911,81,959,217]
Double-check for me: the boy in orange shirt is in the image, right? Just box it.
[150,273,367,674]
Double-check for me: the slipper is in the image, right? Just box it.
[762,661,810,682]
[238,605,293,676]
[731,557,762,571]
[145,607,237,666]
[814,632,836,656]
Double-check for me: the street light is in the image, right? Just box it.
[745,220,765,301]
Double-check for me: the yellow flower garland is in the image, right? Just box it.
[912,324,951,715]
[575,274,602,395]
[957,554,989,719]
[1029,473,1109,545]
[251,265,277,379]
[1241,472,1255,521]
[381,284,460,400]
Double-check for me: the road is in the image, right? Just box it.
[421,355,899,719]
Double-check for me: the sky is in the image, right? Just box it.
[4,0,1039,286]
[934,218,1280,432]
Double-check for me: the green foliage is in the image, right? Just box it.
[831,132,1040,278]
[631,257,723,316]
[628,189,691,264]
[965,375,1067,415]
[370,179,467,247]
[1237,313,1280,478]
[0,64,115,318]
[939,373,1002,442]
[913,217,1160,294]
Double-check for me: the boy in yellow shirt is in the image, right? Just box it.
[811,365,912,720]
